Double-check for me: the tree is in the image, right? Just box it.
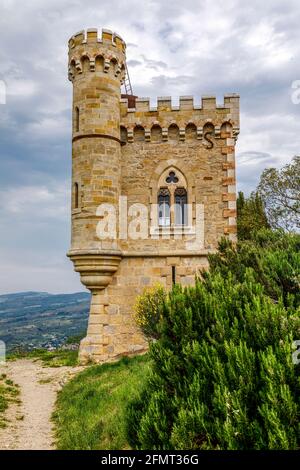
[258,156,300,232]
[237,191,270,240]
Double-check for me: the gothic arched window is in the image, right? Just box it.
[156,168,189,227]
[175,188,187,225]
[158,188,170,226]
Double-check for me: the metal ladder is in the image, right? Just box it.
[124,63,133,95]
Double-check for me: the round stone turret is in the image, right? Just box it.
[67,28,126,362]
[68,27,126,254]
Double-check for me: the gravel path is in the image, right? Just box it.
[0,359,83,450]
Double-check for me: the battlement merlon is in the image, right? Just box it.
[68,28,126,52]
[120,94,240,136]
[68,28,126,82]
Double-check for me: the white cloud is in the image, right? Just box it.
[0,256,83,294]
[0,184,69,220]
[7,79,38,98]
[0,0,300,293]
[23,115,70,140]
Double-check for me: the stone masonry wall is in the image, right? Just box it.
[80,255,209,363]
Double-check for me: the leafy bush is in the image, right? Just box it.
[127,231,300,450]
[0,374,20,428]
[208,229,300,309]
[134,283,166,340]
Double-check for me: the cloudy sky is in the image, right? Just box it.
[0,0,299,294]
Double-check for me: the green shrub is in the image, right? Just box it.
[134,283,166,340]
[208,229,300,309]
[127,266,300,450]
[0,375,20,428]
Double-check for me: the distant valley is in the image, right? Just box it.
[0,291,90,351]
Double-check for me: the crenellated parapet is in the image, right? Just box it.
[120,94,240,144]
[120,93,239,242]
[68,28,126,82]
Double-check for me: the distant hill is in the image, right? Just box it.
[0,291,90,351]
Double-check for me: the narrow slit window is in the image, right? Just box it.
[172,266,176,285]
[75,107,79,132]
[74,182,79,209]
[175,188,188,225]
[158,188,170,226]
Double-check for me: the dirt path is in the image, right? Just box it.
[0,359,84,450]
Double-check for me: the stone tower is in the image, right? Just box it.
[67,28,240,364]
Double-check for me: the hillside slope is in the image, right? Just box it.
[0,291,90,351]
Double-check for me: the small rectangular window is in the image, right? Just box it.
[172,266,176,285]
[75,107,79,132]
[74,182,79,209]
